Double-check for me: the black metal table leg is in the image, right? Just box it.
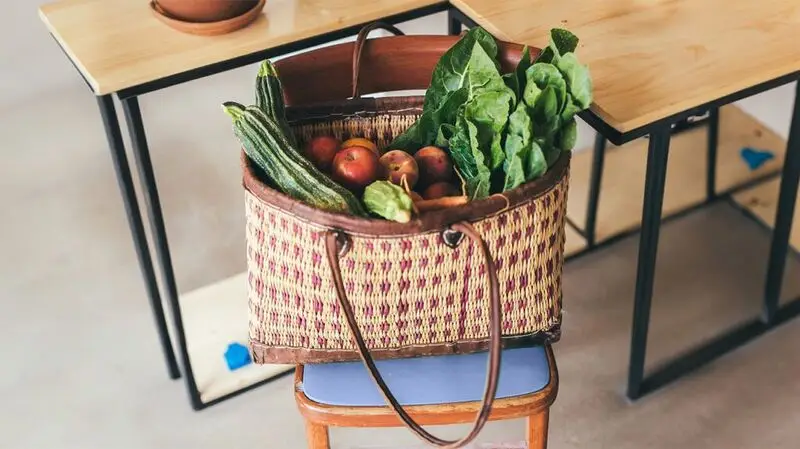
[120,96,202,409]
[447,8,462,35]
[763,83,800,323]
[585,133,607,246]
[627,126,672,400]
[706,107,720,201]
[96,95,181,380]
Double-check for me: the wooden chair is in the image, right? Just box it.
[295,345,558,449]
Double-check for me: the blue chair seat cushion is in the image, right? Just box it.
[301,346,550,407]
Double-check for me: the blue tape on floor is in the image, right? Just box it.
[224,342,251,371]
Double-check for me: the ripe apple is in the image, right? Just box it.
[380,150,419,188]
[342,137,379,156]
[423,182,461,200]
[303,135,340,171]
[414,146,454,186]
[331,146,382,191]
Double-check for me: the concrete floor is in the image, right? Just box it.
[3,3,800,448]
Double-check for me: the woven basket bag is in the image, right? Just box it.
[243,24,569,447]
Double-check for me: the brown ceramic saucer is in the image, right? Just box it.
[150,0,266,36]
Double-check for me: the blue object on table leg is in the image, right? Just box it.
[225,342,252,371]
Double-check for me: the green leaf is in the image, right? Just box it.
[390,88,469,152]
[435,123,457,148]
[423,27,499,111]
[536,28,579,64]
[363,181,413,223]
[503,46,532,100]
[528,63,567,114]
[557,117,578,152]
[450,111,491,199]
[503,101,532,191]
[525,140,548,180]
[523,80,542,109]
[532,85,559,126]
[556,52,593,109]
[560,94,582,121]
[464,88,514,171]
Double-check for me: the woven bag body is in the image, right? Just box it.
[244,97,569,364]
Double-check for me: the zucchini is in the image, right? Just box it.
[255,60,296,146]
[223,102,367,216]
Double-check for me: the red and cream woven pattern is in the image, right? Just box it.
[245,179,568,363]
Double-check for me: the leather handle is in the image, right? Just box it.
[324,222,502,449]
[351,21,406,99]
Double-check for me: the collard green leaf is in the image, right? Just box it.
[450,111,491,199]
[464,88,514,171]
[556,53,593,109]
[526,140,547,181]
[503,101,532,191]
[503,46,532,100]
[536,28,579,64]
[423,27,499,111]
[532,85,559,127]
[435,123,457,148]
[523,80,542,109]
[390,88,469,152]
[560,94,582,121]
[528,63,567,114]
[557,117,578,152]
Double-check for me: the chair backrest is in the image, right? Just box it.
[275,35,538,106]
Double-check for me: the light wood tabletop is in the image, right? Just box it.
[39,0,445,95]
[452,0,800,133]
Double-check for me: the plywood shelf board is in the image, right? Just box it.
[732,178,800,252]
[567,105,787,242]
[180,272,292,403]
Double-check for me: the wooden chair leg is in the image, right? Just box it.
[526,409,550,449]
[305,420,330,449]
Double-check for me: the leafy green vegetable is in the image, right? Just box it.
[464,88,514,171]
[503,46,532,100]
[557,117,578,152]
[423,27,500,112]
[503,101,532,191]
[525,140,547,180]
[391,88,468,152]
[450,111,491,199]
[388,26,592,199]
[560,94,582,121]
[528,63,567,113]
[363,181,414,223]
[556,53,593,109]
[536,28,579,64]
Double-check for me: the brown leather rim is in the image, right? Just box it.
[242,145,570,237]
[324,222,501,448]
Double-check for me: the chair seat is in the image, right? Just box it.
[301,346,550,407]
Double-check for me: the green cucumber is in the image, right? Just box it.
[255,60,296,146]
[223,102,366,216]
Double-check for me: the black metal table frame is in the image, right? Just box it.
[452,8,800,401]
[49,2,451,411]
[49,1,800,410]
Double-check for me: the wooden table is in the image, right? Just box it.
[39,0,449,411]
[450,0,800,399]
